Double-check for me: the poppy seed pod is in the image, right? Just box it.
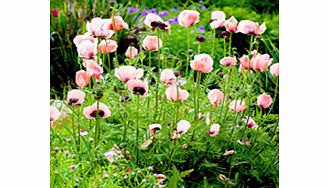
[196,35,206,42]
[94,88,103,100]
[188,49,194,55]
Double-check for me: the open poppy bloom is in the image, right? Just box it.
[190,53,214,73]
[107,16,129,31]
[229,100,247,112]
[149,124,162,135]
[98,39,118,54]
[142,35,162,51]
[257,93,273,109]
[76,38,98,59]
[50,106,60,123]
[224,16,238,33]
[165,86,189,102]
[241,116,257,129]
[220,56,237,67]
[75,70,91,88]
[115,66,144,83]
[85,60,103,80]
[209,124,220,137]
[67,89,85,106]
[125,46,139,59]
[270,63,279,77]
[126,79,149,97]
[238,20,266,35]
[87,17,114,38]
[178,10,200,27]
[176,120,191,134]
[83,102,111,119]
[210,11,225,29]
[208,89,224,109]
[160,69,177,85]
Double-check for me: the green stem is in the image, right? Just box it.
[249,35,254,52]
[148,50,152,67]
[223,38,226,57]
[191,71,201,141]
[228,33,232,56]
[211,29,216,57]
[136,95,140,165]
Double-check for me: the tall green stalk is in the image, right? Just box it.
[135,95,140,165]
[211,29,216,57]
[191,71,202,141]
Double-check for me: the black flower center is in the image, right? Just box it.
[133,87,146,95]
[90,110,105,118]
[68,98,78,106]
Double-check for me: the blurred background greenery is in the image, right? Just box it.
[50,0,279,98]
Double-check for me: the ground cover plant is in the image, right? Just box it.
[50,1,279,187]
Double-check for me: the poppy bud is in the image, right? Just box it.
[218,72,225,77]
[125,36,138,45]
[188,49,193,55]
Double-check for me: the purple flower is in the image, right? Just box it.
[198,25,205,33]
[70,165,76,170]
[141,9,149,16]
[158,11,169,17]
[127,6,140,14]
[201,5,206,10]
[168,17,178,24]
[149,8,157,14]
[171,8,180,12]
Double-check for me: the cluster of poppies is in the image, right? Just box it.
[50,9,279,174]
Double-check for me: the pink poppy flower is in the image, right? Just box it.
[98,39,118,54]
[250,54,273,72]
[238,20,266,35]
[229,100,247,112]
[208,89,224,109]
[83,102,111,119]
[241,116,257,129]
[114,66,144,83]
[107,16,129,31]
[142,35,162,51]
[270,63,279,77]
[239,55,251,70]
[211,11,226,21]
[209,124,220,137]
[224,16,238,33]
[50,106,60,122]
[257,93,273,109]
[165,86,189,102]
[210,20,225,29]
[149,124,162,135]
[220,56,237,67]
[126,79,149,97]
[154,173,167,179]
[190,53,214,73]
[73,34,95,47]
[125,46,138,59]
[178,10,200,27]
[75,70,91,88]
[51,100,72,120]
[160,69,177,85]
[144,13,164,28]
[177,120,191,134]
[85,60,103,80]
[87,18,114,38]
[67,89,85,106]
[77,38,98,59]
